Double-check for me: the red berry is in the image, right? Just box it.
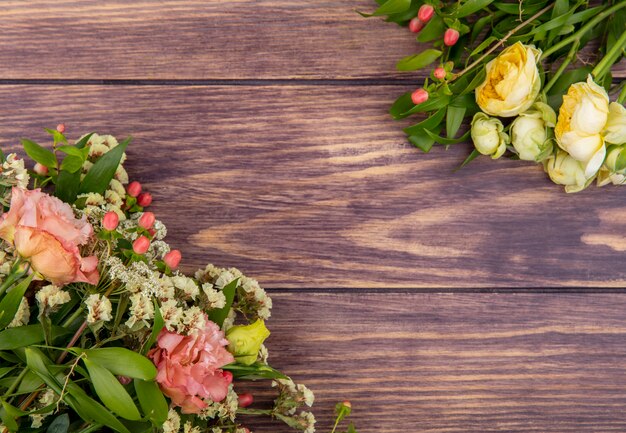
[33,163,48,176]
[102,211,120,231]
[409,18,424,33]
[127,181,142,198]
[444,28,460,46]
[163,249,182,269]
[137,192,153,207]
[223,371,233,384]
[434,67,446,80]
[138,212,156,230]
[132,236,150,255]
[238,393,254,408]
[411,88,429,105]
[418,4,435,23]
[56,124,66,133]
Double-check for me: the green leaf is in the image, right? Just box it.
[208,278,239,327]
[64,382,131,433]
[360,0,411,17]
[44,128,68,146]
[546,66,593,96]
[24,348,62,394]
[417,15,445,42]
[17,370,44,394]
[22,139,57,168]
[83,358,141,420]
[404,108,447,135]
[0,401,19,432]
[75,133,95,149]
[455,0,495,18]
[468,36,497,59]
[47,414,70,433]
[396,49,442,72]
[0,325,70,350]
[614,147,626,172]
[390,92,415,120]
[134,379,168,425]
[402,94,452,117]
[79,137,130,195]
[57,145,88,159]
[60,155,84,173]
[141,299,164,355]
[446,106,466,139]
[0,273,34,329]
[457,149,481,170]
[54,169,82,203]
[424,129,471,145]
[223,362,289,380]
[74,348,156,380]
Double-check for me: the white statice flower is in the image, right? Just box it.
[171,275,199,300]
[153,220,167,240]
[85,294,113,324]
[36,285,71,313]
[125,293,154,329]
[78,192,105,206]
[222,309,237,331]
[30,389,57,427]
[202,283,226,309]
[148,240,170,262]
[258,344,269,364]
[102,134,119,150]
[105,190,123,207]
[199,386,238,421]
[8,297,30,328]
[105,204,126,221]
[108,179,126,197]
[195,263,222,281]
[299,411,316,433]
[215,270,236,290]
[88,142,110,159]
[162,408,181,433]
[160,299,184,332]
[2,153,29,188]
[117,262,161,297]
[183,422,202,433]
[179,306,206,335]
[158,275,176,299]
[106,256,127,281]
[81,160,94,173]
[115,164,129,184]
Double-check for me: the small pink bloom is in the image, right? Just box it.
[137,192,152,207]
[444,28,460,46]
[102,211,119,231]
[163,249,182,269]
[148,318,235,414]
[434,67,446,80]
[223,370,233,384]
[133,236,150,254]
[408,17,424,33]
[138,212,155,230]
[238,393,254,408]
[33,163,48,176]
[0,188,99,286]
[56,124,66,133]
[417,4,434,23]
[411,88,429,105]
[127,181,142,198]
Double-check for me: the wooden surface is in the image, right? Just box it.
[1,1,626,432]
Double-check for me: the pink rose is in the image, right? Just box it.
[0,187,99,286]
[149,318,235,414]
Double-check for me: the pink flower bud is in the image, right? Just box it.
[418,4,435,23]
[408,17,424,33]
[137,192,152,207]
[117,375,132,385]
[56,123,66,133]
[127,181,142,198]
[138,212,156,229]
[102,211,119,231]
[343,400,352,408]
[434,67,446,80]
[444,28,460,46]
[163,249,182,269]
[411,88,429,105]
[223,371,233,384]
[33,163,48,176]
[133,236,150,254]
[238,393,254,408]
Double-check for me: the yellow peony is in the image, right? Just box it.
[555,75,609,178]
[604,102,626,145]
[544,150,591,193]
[470,112,509,159]
[476,42,541,117]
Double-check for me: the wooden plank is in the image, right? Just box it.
[0,1,417,80]
[2,84,626,288]
[247,292,626,432]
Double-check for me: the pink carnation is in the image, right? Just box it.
[149,317,235,414]
[0,187,99,286]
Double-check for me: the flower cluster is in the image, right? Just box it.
[0,128,357,433]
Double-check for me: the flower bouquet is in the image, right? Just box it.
[364,0,626,192]
[0,128,356,433]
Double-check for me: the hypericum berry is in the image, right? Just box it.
[238,393,254,408]
[56,124,66,133]
[434,67,446,80]
[223,371,233,384]
[444,28,460,46]
[132,236,150,254]
[411,88,429,105]
[138,212,156,230]
[163,250,182,269]
[137,192,153,207]
[102,211,120,231]
[409,17,424,33]
[127,181,142,198]
[33,163,48,176]
[343,401,352,408]
[418,4,435,23]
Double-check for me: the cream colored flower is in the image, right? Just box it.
[544,150,591,193]
[511,102,556,161]
[604,102,626,145]
[162,408,181,433]
[85,294,113,324]
[471,112,509,159]
[597,145,626,186]
[36,285,71,314]
[8,297,30,328]
[476,42,541,117]
[555,75,610,178]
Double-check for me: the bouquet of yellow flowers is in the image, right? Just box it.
[364,0,626,192]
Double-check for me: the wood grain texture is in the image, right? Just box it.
[0,0,418,80]
[247,292,626,432]
[2,85,626,288]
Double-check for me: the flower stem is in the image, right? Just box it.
[592,30,626,80]
[542,40,580,96]
[452,3,555,81]
[618,81,626,105]
[3,368,28,399]
[541,2,626,59]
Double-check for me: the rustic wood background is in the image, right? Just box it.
[1,1,626,432]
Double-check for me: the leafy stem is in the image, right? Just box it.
[592,30,626,80]
[542,40,580,96]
